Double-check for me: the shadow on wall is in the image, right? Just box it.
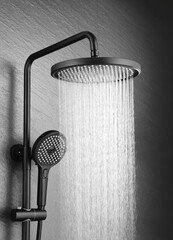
[0,62,22,240]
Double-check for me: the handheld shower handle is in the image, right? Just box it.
[37,168,49,209]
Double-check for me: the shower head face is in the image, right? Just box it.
[51,57,141,83]
[32,130,66,169]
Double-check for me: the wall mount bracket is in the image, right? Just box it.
[11,208,47,222]
[10,144,24,162]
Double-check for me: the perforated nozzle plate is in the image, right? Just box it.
[32,130,66,167]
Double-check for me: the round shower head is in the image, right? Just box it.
[51,57,141,83]
[32,130,66,168]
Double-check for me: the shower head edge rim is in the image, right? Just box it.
[51,57,141,80]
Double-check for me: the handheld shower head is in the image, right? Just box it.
[32,130,66,209]
[32,130,66,168]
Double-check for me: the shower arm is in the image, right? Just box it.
[24,30,98,159]
[23,29,98,207]
[11,31,98,240]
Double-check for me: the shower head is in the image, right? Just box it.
[51,57,141,83]
[32,130,66,209]
[32,130,66,168]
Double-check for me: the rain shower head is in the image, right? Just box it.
[51,57,141,83]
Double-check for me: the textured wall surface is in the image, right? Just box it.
[0,0,172,240]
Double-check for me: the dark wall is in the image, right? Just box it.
[132,1,173,239]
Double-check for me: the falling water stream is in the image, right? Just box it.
[56,66,136,240]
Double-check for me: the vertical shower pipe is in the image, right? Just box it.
[23,31,98,240]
